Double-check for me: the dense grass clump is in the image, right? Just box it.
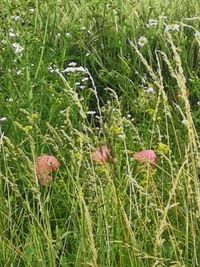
[1,0,200,266]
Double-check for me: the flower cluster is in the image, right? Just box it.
[36,155,60,186]
[91,145,157,166]
[138,36,148,47]
[35,146,157,186]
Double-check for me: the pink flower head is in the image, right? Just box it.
[91,145,111,165]
[133,150,156,166]
[36,155,60,186]
[37,174,53,186]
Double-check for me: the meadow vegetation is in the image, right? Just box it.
[1,0,200,266]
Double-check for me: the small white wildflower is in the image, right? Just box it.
[62,66,86,73]
[127,114,132,118]
[86,53,90,56]
[118,134,125,139]
[48,66,59,73]
[11,15,20,21]
[0,117,7,122]
[146,19,158,28]
[1,40,7,45]
[82,77,89,82]
[12,43,24,54]
[165,24,180,32]
[16,69,22,75]
[68,62,77,67]
[98,129,103,135]
[87,111,96,115]
[79,85,85,90]
[159,15,167,20]
[185,17,199,21]
[8,28,17,38]
[65,32,71,37]
[138,36,148,47]
[29,8,35,13]
[9,31,17,37]
[197,101,200,106]
[81,27,86,30]
[48,66,54,73]
[146,87,155,94]
[195,32,200,38]
[8,98,13,102]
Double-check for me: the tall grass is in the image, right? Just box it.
[1,0,200,266]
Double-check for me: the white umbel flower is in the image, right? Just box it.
[138,36,148,47]
[12,43,24,54]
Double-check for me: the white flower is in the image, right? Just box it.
[195,32,200,38]
[138,36,148,47]
[48,66,60,73]
[87,110,96,115]
[65,32,71,37]
[11,15,20,21]
[62,66,86,73]
[159,15,167,20]
[0,117,7,122]
[8,28,17,37]
[86,53,90,56]
[185,17,199,21]
[29,8,35,13]
[16,69,22,75]
[9,32,17,37]
[82,77,89,82]
[12,43,24,54]
[146,87,155,94]
[118,134,125,139]
[165,24,180,32]
[68,62,77,67]
[147,19,158,28]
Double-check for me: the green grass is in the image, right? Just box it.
[1,0,200,266]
